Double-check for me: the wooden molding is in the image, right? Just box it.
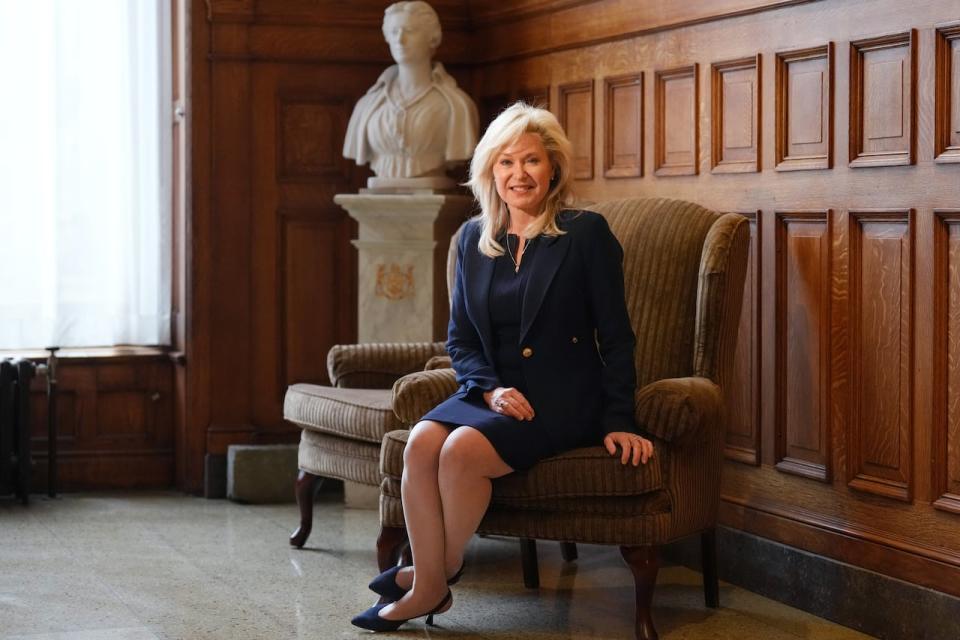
[720,494,960,598]
[603,73,644,178]
[933,210,960,514]
[774,210,832,482]
[848,30,917,168]
[725,211,762,465]
[846,209,914,502]
[775,43,834,171]
[654,64,699,176]
[466,0,815,64]
[711,55,761,174]
[559,79,596,180]
[935,23,960,163]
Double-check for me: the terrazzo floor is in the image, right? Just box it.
[0,492,874,640]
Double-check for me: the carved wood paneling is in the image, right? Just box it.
[603,73,643,178]
[276,94,352,182]
[711,55,761,173]
[935,23,960,163]
[847,210,913,502]
[934,211,960,514]
[559,79,595,180]
[726,211,761,465]
[26,357,173,490]
[775,44,833,171]
[654,64,699,176]
[775,211,831,482]
[277,208,353,391]
[849,31,917,168]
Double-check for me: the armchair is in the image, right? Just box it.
[283,341,446,548]
[378,197,750,639]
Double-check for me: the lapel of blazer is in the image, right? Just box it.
[464,239,495,347]
[520,232,570,343]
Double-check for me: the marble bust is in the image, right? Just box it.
[343,1,478,190]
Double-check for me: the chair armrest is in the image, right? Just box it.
[327,342,447,389]
[392,368,459,424]
[635,376,723,445]
[425,355,453,370]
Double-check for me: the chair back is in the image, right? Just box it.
[592,198,747,389]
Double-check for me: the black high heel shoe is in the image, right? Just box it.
[368,563,465,601]
[350,590,452,632]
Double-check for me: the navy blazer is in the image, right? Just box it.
[446,209,638,450]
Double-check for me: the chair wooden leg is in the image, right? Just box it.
[701,528,720,608]
[289,470,322,548]
[376,526,409,572]
[520,538,540,588]
[620,545,659,640]
[560,542,578,562]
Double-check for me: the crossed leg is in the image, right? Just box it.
[379,421,513,621]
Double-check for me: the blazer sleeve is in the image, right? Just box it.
[583,215,638,435]
[446,225,502,399]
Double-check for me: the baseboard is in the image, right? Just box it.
[664,527,960,640]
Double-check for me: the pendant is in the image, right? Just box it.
[515,264,520,273]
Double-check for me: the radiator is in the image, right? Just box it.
[0,358,36,504]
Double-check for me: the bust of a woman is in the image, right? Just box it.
[343,1,478,190]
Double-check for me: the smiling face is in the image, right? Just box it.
[383,11,438,65]
[492,133,554,221]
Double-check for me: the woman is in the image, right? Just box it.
[351,102,654,632]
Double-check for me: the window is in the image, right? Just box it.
[0,0,172,349]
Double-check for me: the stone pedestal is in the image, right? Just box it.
[334,192,472,343]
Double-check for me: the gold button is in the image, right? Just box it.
[571,336,579,344]
[521,347,533,358]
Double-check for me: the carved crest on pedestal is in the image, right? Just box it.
[375,264,415,300]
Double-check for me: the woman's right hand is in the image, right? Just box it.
[483,387,536,421]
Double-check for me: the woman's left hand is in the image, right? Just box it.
[603,432,654,466]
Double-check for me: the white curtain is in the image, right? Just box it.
[0,0,172,349]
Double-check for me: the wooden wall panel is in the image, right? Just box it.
[935,23,960,163]
[603,73,643,178]
[25,355,174,491]
[277,209,352,394]
[849,31,917,168]
[847,210,914,502]
[934,211,960,514]
[479,93,511,134]
[559,80,595,180]
[775,211,832,482]
[775,44,833,171]
[654,64,698,176]
[711,55,761,173]
[725,211,761,465]
[276,95,352,182]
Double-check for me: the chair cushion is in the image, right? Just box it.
[380,430,663,498]
[284,384,403,444]
[380,476,670,517]
[300,429,381,486]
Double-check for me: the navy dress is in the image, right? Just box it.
[422,234,562,471]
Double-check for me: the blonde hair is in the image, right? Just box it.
[383,2,442,52]
[466,102,575,258]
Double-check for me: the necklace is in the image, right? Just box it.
[506,234,521,273]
